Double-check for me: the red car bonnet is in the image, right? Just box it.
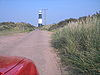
[0,56,38,75]
[0,56,24,74]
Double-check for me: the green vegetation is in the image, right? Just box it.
[0,22,36,35]
[39,18,77,31]
[48,18,77,31]
[51,13,100,75]
[39,24,52,30]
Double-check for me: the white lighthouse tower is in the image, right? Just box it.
[38,10,42,27]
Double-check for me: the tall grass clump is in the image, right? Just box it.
[52,15,100,75]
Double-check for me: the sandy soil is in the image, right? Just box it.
[0,30,62,75]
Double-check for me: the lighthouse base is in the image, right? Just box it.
[38,24,42,27]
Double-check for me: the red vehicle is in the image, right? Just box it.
[0,56,38,75]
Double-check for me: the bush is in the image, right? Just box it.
[51,16,100,75]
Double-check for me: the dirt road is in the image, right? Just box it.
[0,30,61,75]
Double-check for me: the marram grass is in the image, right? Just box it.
[51,16,100,75]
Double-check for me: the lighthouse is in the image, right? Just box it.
[38,10,42,27]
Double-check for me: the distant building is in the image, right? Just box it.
[38,10,42,27]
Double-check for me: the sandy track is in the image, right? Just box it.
[0,30,61,75]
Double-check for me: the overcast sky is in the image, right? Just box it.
[0,0,100,26]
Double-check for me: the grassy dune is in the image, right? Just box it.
[0,22,36,35]
[51,13,100,75]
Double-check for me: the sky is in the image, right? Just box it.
[0,0,100,26]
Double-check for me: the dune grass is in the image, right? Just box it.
[0,22,36,36]
[51,15,100,75]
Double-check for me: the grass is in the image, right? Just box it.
[0,30,27,36]
[51,14,100,75]
[0,22,36,36]
[38,24,52,30]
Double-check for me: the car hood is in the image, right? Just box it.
[0,56,24,74]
